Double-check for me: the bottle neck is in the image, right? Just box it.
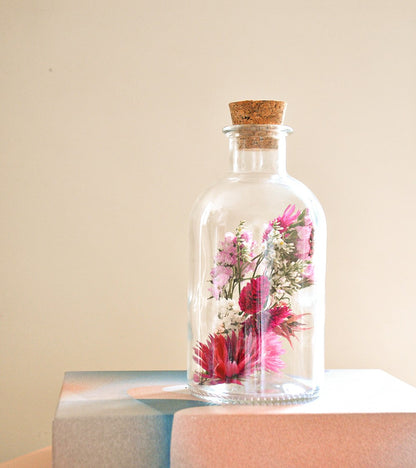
[223,125,291,177]
[230,142,287,177]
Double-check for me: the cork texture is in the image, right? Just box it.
[228,100,287,149]
[229,100,286,125]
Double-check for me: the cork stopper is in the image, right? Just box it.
[228,100,287,149]
[229,100,286,125]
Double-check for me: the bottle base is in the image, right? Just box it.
[189,376,319,405]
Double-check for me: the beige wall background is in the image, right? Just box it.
[1,0,415,461]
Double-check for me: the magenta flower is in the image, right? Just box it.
[279,204,302,231]
[193,329,285,385]
[263,204,301,241]
[239,276,271,315]
[267,304,292,330]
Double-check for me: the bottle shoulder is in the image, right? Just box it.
[283,175,326,221]
[191,174,325,217]
[190,174,326,243]
[189,175,325,239]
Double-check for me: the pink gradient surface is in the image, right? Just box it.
[171,413,416,467]
[0,447,52,468]
[171,369,416,467]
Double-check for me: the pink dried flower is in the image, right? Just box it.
[279,204,302,230]
[295,225,313,260]
[239,230,256,274]
[209,265,233,299]
[215,230,256,267]
[295,212,314,261]
[261,332,286,373]
[215,232,238,266]
[240,230,254,248]
[263,204,301,241]
[210,228,257,299]
[303,264,314,282]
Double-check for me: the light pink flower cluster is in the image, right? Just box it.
[209,266,233,299]
[209,229,255,299]
[215,232,237,265]
[295,214,313,261]
[303,264,314,282]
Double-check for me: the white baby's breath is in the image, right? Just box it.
[215,298,247,335]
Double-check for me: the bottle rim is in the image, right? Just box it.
[222,124,293,136]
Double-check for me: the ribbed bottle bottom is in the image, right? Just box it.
[189,376,319,405]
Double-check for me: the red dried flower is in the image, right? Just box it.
[242,304,308,348]
[239,276,270,315]
[275,313,310,347]
[193,329,284,385]
[243,304,292,335]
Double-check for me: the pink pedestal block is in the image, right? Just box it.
[171,369,416,468]
[172,412,415,467]
[52,369,416,467]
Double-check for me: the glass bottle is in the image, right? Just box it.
[188,100,326,404]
